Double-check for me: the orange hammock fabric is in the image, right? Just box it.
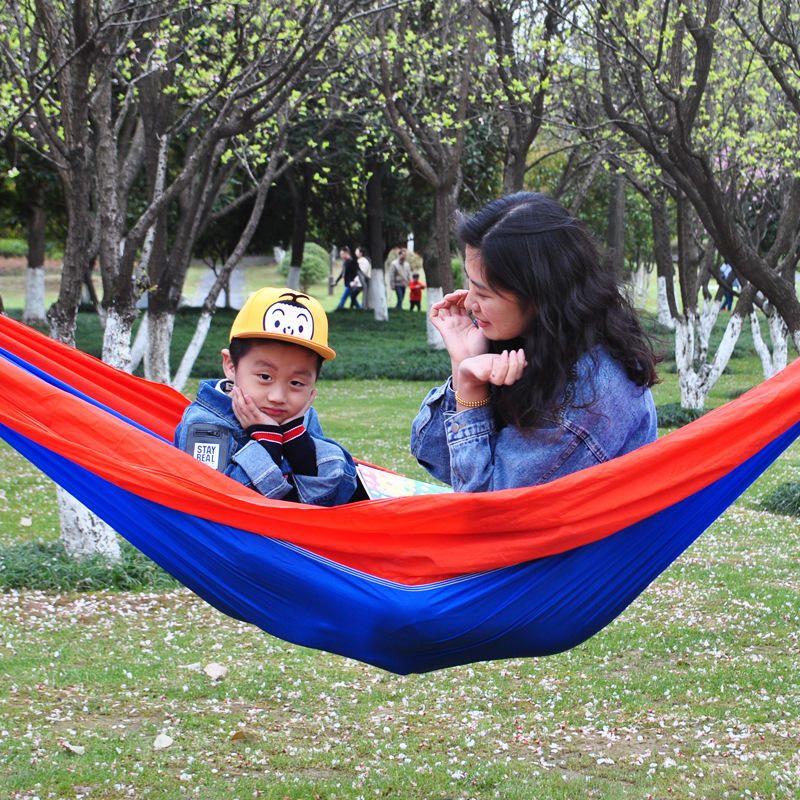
[1,314,798,584]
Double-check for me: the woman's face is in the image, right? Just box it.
[464,245,534,341]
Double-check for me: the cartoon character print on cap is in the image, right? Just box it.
[262,292,315,343]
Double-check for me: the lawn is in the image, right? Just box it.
[1,271,799,799]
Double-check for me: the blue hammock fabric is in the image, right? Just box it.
[1,315,798,674]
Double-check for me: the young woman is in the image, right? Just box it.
[411,192,659,492]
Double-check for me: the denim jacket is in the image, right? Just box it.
[410,348,657,492]
[175,379,357,506]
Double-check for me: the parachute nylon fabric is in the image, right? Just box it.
[1,314,799,672]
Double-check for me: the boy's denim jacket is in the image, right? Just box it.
[411,348,657,492]
[175,379,357,506]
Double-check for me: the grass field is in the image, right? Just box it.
[1,265,799,799]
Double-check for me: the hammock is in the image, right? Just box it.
[1,313,798,674]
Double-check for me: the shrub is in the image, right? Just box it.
[656,403,706,428]
[0,238,28,257]
[279,242,330,290]
[760,482,800,517]
[0,539,179,592]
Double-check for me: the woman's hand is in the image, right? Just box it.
[430,290,488,369]
[457,349,527,396]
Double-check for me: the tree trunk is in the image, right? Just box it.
[697,298,719,363]
[369,269,388,322]
[24,268,47,326]
[426,286,445,349]
[23,202,47,324]
[173,309,214,393]
[631,264,650,308]
[286,165,313,291]
[144,310,175,384]
[429,184,455,295]
[656,277,675,329]
[366,157,387,319]
[751,309,789,379]
[607,172,625,274]
[674,306,745,410]
[650,192,677,328]
[286,266,302,291]
[102,307,135,371]
[49,190,92,347]
[130,314,149,374]
[39,1,123,562]
[57,488,121,561]
[95,68,137,371]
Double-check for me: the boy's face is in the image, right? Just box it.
[222,340,318,425]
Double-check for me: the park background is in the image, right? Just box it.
[1,255,799,799]
[1,1,800,798]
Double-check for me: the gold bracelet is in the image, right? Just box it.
[455,391,491,408]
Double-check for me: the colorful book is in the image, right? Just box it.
[356,463,452,500]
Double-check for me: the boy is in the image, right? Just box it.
[408,272,426,311]
[175,288,358,506]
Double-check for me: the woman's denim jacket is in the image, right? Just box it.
[175,379,357,506]
[411,348,657,492]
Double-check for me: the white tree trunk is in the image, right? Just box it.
[697,298,719,363]
[656,276,675,329]
[58,307,132,561]
[172,309,214,393]
[674,311,742,410]
[102,308,133,371]
[708,313,743,387]
[145,311,174,384]
[630,264,650,308]
[23,266,47,324]
[792,328,800,356]
[287,265,301,290]
[751,311,789,379]
[674,316,705,409]
[751,312,773,377]
[370,269,388,321]
[769,313,789,374]
[129,315,149,374]
[426,286,445,349]
[57,488,121,561]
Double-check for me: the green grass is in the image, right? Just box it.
[1,474,798,798]
[1,282,800,798]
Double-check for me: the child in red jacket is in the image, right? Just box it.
[408,272,426,311]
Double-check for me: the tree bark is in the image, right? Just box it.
[23,200,48,324]
[365,156,387,318]
[286,164,313,291]
[57,488,121,562]
[607,172,626,274]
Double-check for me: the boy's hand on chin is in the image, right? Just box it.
[231,386,280,428]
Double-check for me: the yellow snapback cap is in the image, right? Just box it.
[230,288,335,360]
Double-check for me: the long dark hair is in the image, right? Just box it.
[457,192,659,430]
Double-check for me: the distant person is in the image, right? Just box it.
[334,247,362,310]
[719,262,740,312]
[408,272,426,311]
[389,247,412,310]
[411,192,659,492]
[174,287,358,506]
[356,246,372,309]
